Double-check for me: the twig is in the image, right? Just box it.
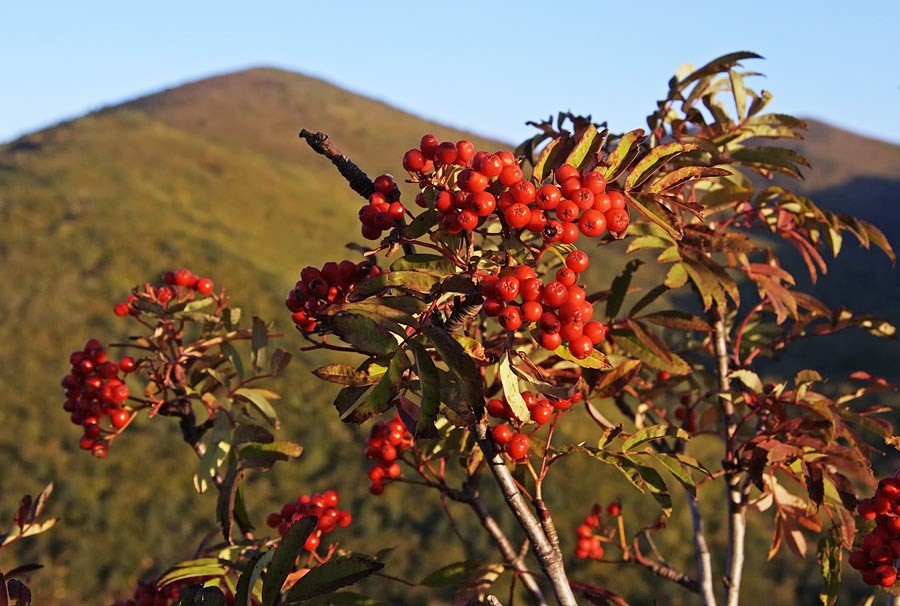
[687,489,718,606]
[298,130,374,200]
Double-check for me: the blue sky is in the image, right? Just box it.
[2,1,899,146]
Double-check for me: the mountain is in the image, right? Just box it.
[0,67,897,604]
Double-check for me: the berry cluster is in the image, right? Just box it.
[364,414,414,495]
[850,475,900,588]
[266,489,352,553]
[480,251,608,358]
[487,391,582,461]
[113,269,215,316]
[403,136,630,242]
[285,260,381,333]
[61,339,136,458]
[574,503,620,560]
[358,174,406,240]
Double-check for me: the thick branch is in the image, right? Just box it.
[472,420,577,606]
[687,489,717,606]
[298,129,374,200]
[711,307,746,606]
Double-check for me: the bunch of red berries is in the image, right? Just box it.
[487,392,582,461]
[358,175,406,241]
[266,489,352,553]
[61,339,137,458]
[364,414,414,495]
[574,502,620,560]
[112,269,215,317]
[402,134,630,241]
[480,250,608,358]
[285,260,381,333]
[849,475,900,589]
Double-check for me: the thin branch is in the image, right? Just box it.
[629,536,699,593]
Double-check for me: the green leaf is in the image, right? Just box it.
[404,208,439,239]
[283,554,385,603]
[328,313,398,356]
[730,146,809,179]
[532,137,565,182]
[601,129,645,182]
[158,558,228,588]
[674,51,762,91]
[340,351,407,423]
[216,451,242,543]
[333,385,371,420]
[312,364,386,387]
[647,166,730,194]
[730,369,763,393]
[420,559,484,588]
[606,260,642,319]
[390,254,457,276]
[621,424,691,451]
[817,535,842,606]
[262,516,317,606]
[640,310,710,332]
[552,345,610,369]
[621,455,673,515]
[411,341,440,438]
[324,302,417,327]
[499,352,529,422]
[664,263,688,289]
[625,192,682,240]
[625,142,698,190]
[354,270,439,296]
[235,550,273,606]
[728,69,747,119]
[221,342,245,381]
[614,334,691,375]
[653,453,697,495]
[193,413,232,494]
[565,123,605,171]
[239,440,303,470]
[251,317,268,373]
[423,325,485,418]
[235,388,279,428]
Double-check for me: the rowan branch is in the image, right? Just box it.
[298,129,374,200]
[472,420,577,605]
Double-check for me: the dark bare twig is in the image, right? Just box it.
[298,129,374,200]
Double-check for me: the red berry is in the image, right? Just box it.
[496,276,521,302]
[607,502,622,516]
[555,163,579,183]
[542,281,569,308]
[420,134,440,158]
[582,172,607,195]
[555,199,580,223]
[875,564,897,588]
[109,409,130,428]
[540,331,562,351]
[536,184,562,210]
[566,250,590,273]
[511,181,536,205]
[522,300,543,323]
[403,149,427,172]
[506,433,530,460]
[568,335,594,359]
[578,210,607,237]
[479,154,503,178]
[606,208,630,233]
[458,210,479,231]
[499,165,524,187]
[608,190,626,210]
[174,268,193,287]
[531,404,553,425]
[304,532,321,552]
[491,424,514,445]
[91,442,108,459]
[472,192,497,217]
[486,398,508,418]
[196,278,214,295]
[583,321,607,344]
[498,305,523,331]
[456,140,476,165]
[435,141,458,165]
[592,192,612,213]
[113,303,129,317]
[504,203,532,229]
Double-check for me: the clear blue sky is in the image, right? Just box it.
[2,1,899,146]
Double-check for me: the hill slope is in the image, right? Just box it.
[0,67,897,603]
